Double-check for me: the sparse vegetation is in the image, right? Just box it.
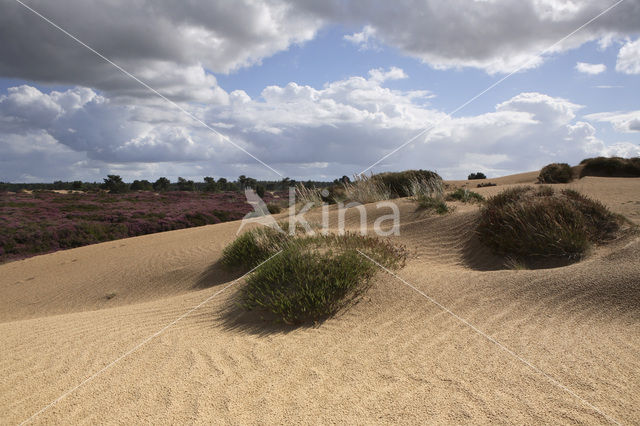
[223,228,407,324]
[295,183,325,207]
[468,172,486,180]
[342,174,392,204]
[538,163,573,183]
[477,182,497,188]
[446,188,484,203]
[373,170,442,197]
[477,186,622,260]
[406,176,452,214]
[579,156,640,178]
[266,203,282,214]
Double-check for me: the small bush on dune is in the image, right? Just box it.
[579,156,640,177]
[373,170,442,197]
[537,163,573,183]
[477,182,497,188]
[477,186,621,259]
[446,188,484,203]
[406,176,452,214]
[221,226,290,270]
[266,203,282,214]
[222,229,407,323]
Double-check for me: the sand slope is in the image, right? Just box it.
[1,177,639,424]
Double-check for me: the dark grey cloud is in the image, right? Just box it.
[0,0,322,100]
[316,0,640,73]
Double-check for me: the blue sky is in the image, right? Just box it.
[1,0,639,182]
[216,26,639,115]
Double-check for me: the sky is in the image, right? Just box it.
[0,0,639,182]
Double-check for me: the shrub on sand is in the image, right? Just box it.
[221,226,290,270]
[373,170,442,197]
[406,176,451,214]
[342,174,392,204]
[477,186,621,259]
[537,163,573,183]
[223,230,407,323]
[446,188,484,203]
[579,156,640,178]
[266,203,282,214]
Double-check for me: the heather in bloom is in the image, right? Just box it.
[0,190,286,262]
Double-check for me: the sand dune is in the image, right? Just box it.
[1,176,639,424]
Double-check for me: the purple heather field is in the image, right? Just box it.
[0,190,284,263]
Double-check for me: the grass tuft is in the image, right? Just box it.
[342,174,391,204]
[446,188,484,203]
[477,186,621,260]
[295,183,324,207]
[222,230,407,324]
[405,176,452,214]
[220,226,290,270]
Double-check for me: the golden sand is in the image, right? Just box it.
[1,175,639,424]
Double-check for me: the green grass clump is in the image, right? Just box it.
[537,163,573,183]
[220,226,290,270]
[373,169,442,197]
[414,196,450,214]
[477,186,621,259]
[446,188,484,203]
[405,175,452,214]
[222,230,407,324]
[579,156,640,177]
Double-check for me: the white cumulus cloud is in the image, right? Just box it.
[586,111,640,133]
[616,38,640,74]
[575,62,606,74]
[3,68,634,181]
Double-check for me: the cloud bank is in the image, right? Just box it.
[2,68,638,182]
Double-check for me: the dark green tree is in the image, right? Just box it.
[130,179,153,191]
[217,177,228,191]
[468,172,487,180]
[177,177,195,191]
[203,176,218,192]
[153,177,170,191]
[103,175,128,193]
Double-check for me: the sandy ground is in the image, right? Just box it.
[1,176,639,424]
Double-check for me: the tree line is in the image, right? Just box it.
[0,174,352,194]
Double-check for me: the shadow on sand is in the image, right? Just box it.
[460,228,576,271]
[191,260,314,336]
[213,298,313,337]
[192,260,244,289]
